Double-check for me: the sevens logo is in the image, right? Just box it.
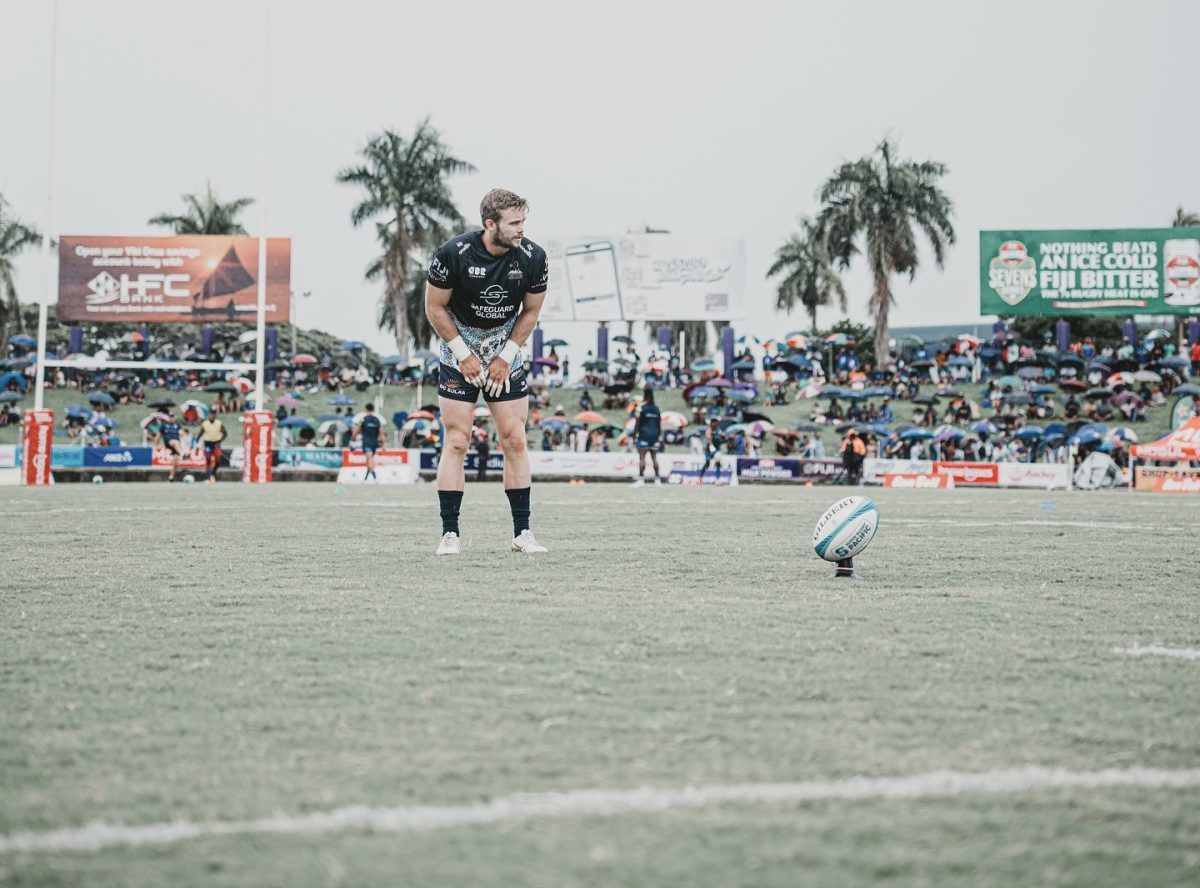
[480,284,507,305]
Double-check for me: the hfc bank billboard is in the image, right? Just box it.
[980,228,1200,316]
[58,235,290,324]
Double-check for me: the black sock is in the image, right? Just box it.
[505,486,531,536]
[438,489,463,535]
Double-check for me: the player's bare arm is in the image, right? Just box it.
[425,282,484,386]
[483,291,546,397]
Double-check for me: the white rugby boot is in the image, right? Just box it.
[511,529,548,553]
[435,531,461,556]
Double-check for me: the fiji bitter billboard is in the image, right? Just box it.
[980,228,1200,317]
[58,235,291,324]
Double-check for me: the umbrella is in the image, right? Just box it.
[408,409,436,421]
[825,332,854,346]
[1014,426,1044,441]
[1132,369,1162,383]
[611,357,635,368]
[66,405,93,418]
[278,416,314,428]
[909,360,935,370]
[8,334,36,348]
[317,419,349,436]
[1153,356,1190,369]
[1059,379,1088,392]
[1015,367,1044,379]
[1173,383,1200,397]
[140,412,169,430]
[1144,328,1171,340]
[0,391,22,402]
[534,357,559,367]
[661,411,688,429]
[771,428,801,440]
[932,425,965,443]
[1002,393,1031,405]
[957,333,982,347]
[204,381,239,393]
[911,394,939,404]
[611,334,635,345]
[863,386,893,397]
[87,392,116,406]
[727,389,756,403]
[785,333,809,348]
[1084,387,1112,400]
[1069,427,1104,446]
[341,340,366,350]
[900,428,934,441]
[574,410,606,424]
[731,359,755,371]
[316,412,343,422]
[472,404,491,418]
[329,395,356,406]
[691,358,716,371]
[290,354,318,364]
[937,389,965,399]
[794,422,825,432]
[707,377,733,388]
[1111,390,1145,408]
[995,375,1023,389]
[543,338,569,348]
[539,418,571,430]
[379,355,407,366]
[1108,427,1139,444]
[1107,371,1135,386]
[89,416,116,430]
[583,360,609,371]
[1030,384,1058,395]
[275,396,302,408]
[971,421,999,435]
[180,400,209,422]
[5,358,32,371]
[266,359,291,370]
[591,423,623,438]
[946,356,973,367]
[688,386,721,400]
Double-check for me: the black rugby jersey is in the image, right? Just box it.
[426,231,548,329]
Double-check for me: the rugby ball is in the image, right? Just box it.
[812,496,880,562]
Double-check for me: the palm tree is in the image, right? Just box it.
[817,137,956,367]
[337,117,474,352]
[148,182,254,235]
[767,216,846,334]
[0,193,44,353]
[1169,207,1199,346]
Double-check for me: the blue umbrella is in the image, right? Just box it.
[89,416,116,430]
[278,416,315,429]
[1030,384,1057,395]
[0,391,22,402]
[782,355,812,368]
[863,386,893,397]
[317,412,343,422]
[1069,428,1104,446]
[66,404,93,418]
[1014,426,1044,441]
[730,359,755,371]
[1044,422,1067,438]
[0,371,27,392]
[933,425,965,443]
[727,389,756,403]
[971,420,999,435]
[900,428,935,441]
[329,395,356,406]
[8,334,36,348]
[689,386,721,400]
[691,358,716,371]
[543,338,569,348]
[341,340,366,351]
[87,392,116,406]
[539,418,571,430]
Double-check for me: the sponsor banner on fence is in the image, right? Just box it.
[1153,476,1200,493]
[1135,465,1200,492]
[336,449,417,484]
[934,461,1000,486]
[418,451,506,473]
[16,445,86,468]
[82,447,153,468]
[0,445,14,468]
[276,448,344,470]
[540,234,745,322]
[883,473,954,489]
[58,235,291,323]
[152,445,206,469]
[863,458,934,483]
[996,462,1070,489]
[980,228,1200,317]
[735,457,844,481]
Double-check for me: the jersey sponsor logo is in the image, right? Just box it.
[480,284,508,305]
[457,241,470,255]
[520,243,532,258]
[468,265,486,278]
[429,258,450,282]
[506,266,523,280]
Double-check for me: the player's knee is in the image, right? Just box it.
[500,429,526,454]
[444,429,470,455]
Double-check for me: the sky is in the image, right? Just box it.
[3,0,1199,358]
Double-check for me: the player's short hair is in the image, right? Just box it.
[365,403,374,411]
[480,189,528,225]
[642,388,654,404]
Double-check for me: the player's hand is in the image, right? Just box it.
[459,354,485,389]
[484,358,511,399]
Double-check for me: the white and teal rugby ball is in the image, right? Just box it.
[812,496,880,562]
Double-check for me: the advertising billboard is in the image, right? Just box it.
[980,228,1200,317]
[58,235,290,323]
[540,234,744,321]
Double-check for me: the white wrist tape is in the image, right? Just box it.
[446,335,472,362]
[498,339,521,364]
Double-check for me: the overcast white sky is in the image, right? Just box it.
[3,0,1199,356]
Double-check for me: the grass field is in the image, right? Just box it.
[3,482,1199,886]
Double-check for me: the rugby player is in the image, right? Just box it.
[354,403,383,482]
[631,387,663,486]
[199,410,227,484]
[424,188,548,555]
[157,408,184,482]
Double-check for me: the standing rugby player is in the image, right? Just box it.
[631,387,663,486]
[425,189,548,555]
[354,403,383,482]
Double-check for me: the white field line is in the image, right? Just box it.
[1114,645,1200,661]
[2,766,1198,855]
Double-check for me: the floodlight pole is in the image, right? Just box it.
[251,1,270,411]
[34,0,59,411]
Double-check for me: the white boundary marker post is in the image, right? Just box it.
[33,0,59,413]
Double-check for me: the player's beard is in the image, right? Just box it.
[494,228,521,250]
